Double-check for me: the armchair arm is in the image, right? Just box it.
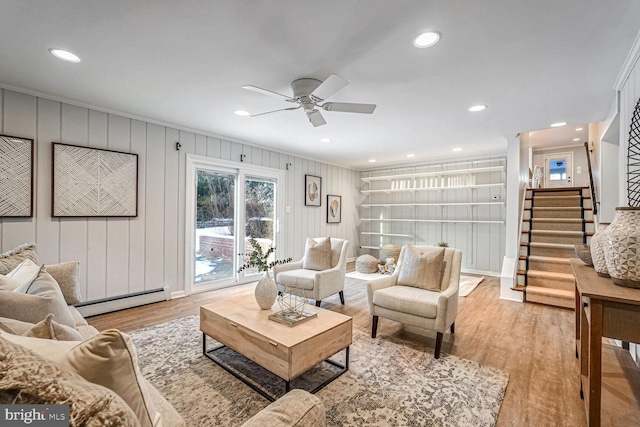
[436,251,462,332]
[366,275,398,313]
[313,265,345,300]
[273,259,303,279]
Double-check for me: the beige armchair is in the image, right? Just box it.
[366,245,462,359]
[273,238,350,307]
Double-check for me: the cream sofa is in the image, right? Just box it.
[0,246,326,427]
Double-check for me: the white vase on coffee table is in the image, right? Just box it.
[255,271,278,309]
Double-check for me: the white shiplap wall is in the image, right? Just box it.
[0,89,360,301]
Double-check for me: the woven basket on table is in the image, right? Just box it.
[379,244,401,264]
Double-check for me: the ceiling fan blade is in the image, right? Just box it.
[250,106,300,117]
[242,85,293,101]
[322,102,377,114]
[310,74,349,101]
[307,110,327,127]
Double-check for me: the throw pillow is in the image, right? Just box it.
[45,261,82,305]
[0,274,20,291]
[302,237,331,271]
[61,330,162,427]
[0,265,76,328]
[5,259,41,287]
[0,314,83,341]
[0,243,38,275]
[0,335,140,427]
[0,330,82,362]
[397,245,445,292]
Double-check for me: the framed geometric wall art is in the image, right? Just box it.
[0,135,34,217]
[52,143,138,217]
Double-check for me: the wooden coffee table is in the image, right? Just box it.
[200,293,352,401]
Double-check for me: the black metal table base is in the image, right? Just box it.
[202,333,349,402]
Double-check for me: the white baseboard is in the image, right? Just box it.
[77,286,171,317]
[171,290,187,299]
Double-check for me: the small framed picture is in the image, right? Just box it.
[327,195,341,223]
[305,174,322,206]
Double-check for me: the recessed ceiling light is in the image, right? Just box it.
[406,154,415,158]
[320,138,332,143]
[368,159,376,163]
[234,110,250,116]
[550,122,567,128]
[452,147,463,152]
[575,127,583,131]
[49,48,81,63]
[573,138,580,141]
[468,105,487,112]
[413,31,441,48]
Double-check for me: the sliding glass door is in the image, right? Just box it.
[186,156,283,292]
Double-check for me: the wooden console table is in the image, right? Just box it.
[571,259,640,426]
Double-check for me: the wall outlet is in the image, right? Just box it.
[577,166,582,174]
[285,205,291,213]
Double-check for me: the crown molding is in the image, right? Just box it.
[614,29,640,91]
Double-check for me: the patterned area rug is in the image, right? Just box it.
[130,315,508,426]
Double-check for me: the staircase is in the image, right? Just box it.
[515,187,594,309]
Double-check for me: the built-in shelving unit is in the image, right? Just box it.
[359,157,506,274]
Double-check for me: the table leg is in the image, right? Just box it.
[588,299,603,426]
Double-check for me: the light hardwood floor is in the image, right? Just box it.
[88,275,640,426]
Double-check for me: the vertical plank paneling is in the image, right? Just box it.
[105,114,131,297]
[59,104,89,300]
[177,130,196,292]
[144,124,165,289]
[164,128,179,291]
[220,139,231,160]
[129,120,146,293]
[195,134,207,156]
[207,137,221,159]
[230,142,242,163]
[1,91,37,250]
[86,110,108,301]
[35,98,61,264]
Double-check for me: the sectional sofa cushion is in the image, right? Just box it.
[0,243,38,275]
[45,261,82,305]
[0,335,140,426]
[0,263,76,328]
[0,313,83,341]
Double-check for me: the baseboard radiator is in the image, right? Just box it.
[75,286,171,317]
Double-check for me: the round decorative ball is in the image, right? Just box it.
[574,244,593,266]
[356,254,379,274]
[379,244,401,264]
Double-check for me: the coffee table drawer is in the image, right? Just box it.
[201,309,290,379]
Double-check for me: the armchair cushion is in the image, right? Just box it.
[302,237,331,271]
[397,245,444,292]
[277,269,317,290]
[373,285,439,318]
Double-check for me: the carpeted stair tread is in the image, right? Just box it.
[519,255,571,264]
[525,286,573,299]
[525,270,574,281]
[529,218,590,223]
[525,286,574,308]
[527,207,589,211]
[522,242,576,249]
[527,230,585,236]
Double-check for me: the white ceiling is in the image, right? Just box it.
[1,1,639,170]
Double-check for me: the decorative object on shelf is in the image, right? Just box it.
[52,143,138,217]
[379,244,401,264]
[532,165,543,189]
[356,254,378,273]
[627,97,640,206]
[269,284,317,327]
[304,174,321,206]
[238,237,292,309]
[602,208,640,288]
[590,223,610,277]
[437,241,449,247]
[0,135,34,217]
[327,194,341,223]
[574,244,593,266]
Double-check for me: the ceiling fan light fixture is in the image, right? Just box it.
[49,48,81,63]
[468,104,487,112]
[550,122,567,128]
[414,31,441,48]
[234,110,250,116]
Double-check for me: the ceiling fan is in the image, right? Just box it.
[242,74,376,127]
